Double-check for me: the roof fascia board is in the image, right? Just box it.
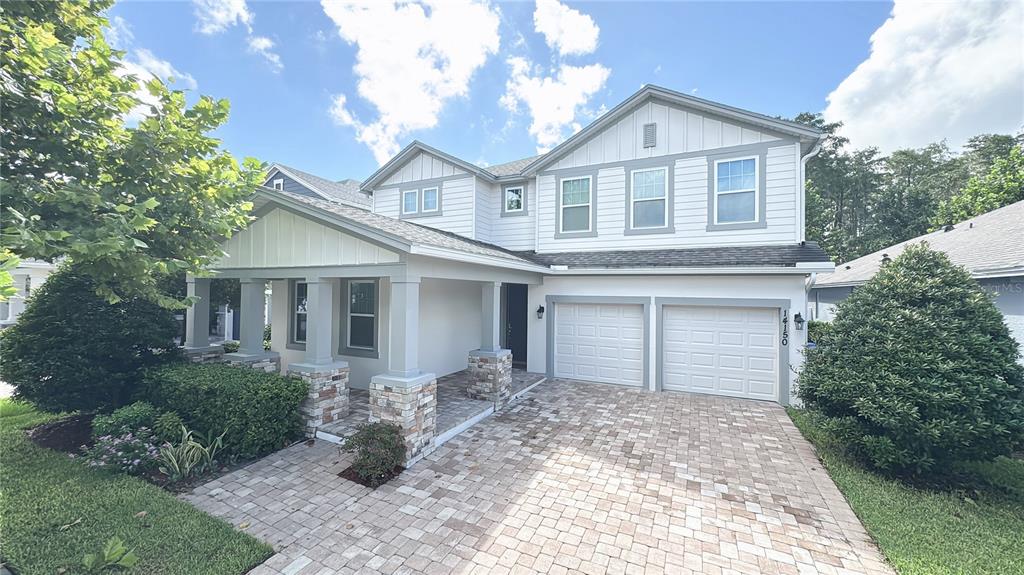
[408,244,549,273]
[547,264,834,276]
[361,141,496,191]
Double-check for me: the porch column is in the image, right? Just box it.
[370,277,437,465]
[288,277,350,437]
[183,277,222,363]
[223,279,280,374]
[467,281,513,408]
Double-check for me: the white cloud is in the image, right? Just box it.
[104,15,134,49]
[192,0,252,35]
[533,0,599,56]
[120,49,198,121]
[500,0,610,153]
[247,36,283,72]
[322,0,501,164]
[824,0,1024,152]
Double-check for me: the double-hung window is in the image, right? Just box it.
[505,186,524,212]
[402,189,418,214]
[292,281,308,343]
[714,157,758,224]
[346,280,376,351]
[560,176,592,233]
[630,167,668,229]
[422,187,439,212]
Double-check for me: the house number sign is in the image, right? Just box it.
[781,309,789,346]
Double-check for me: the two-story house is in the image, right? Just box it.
[182,85,833,460]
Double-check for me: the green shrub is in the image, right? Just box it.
[80,428,160,476]
[798,243,1024,476]
[341,422,405,487]
[806,320,831,343]
[153,411,185,444]
[142,363,307,458]
[221,340,240,353]
[92,402,159,438]
[0,266,179,412]
[263,324,272,351]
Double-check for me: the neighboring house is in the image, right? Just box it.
[184,84,832,431]
[0,259,56,328]
[810,200,1024,351]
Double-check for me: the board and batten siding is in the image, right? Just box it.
[216,208,400,268]
[489,181,537,251]
[381,151,467,187]
[536,142,800,252]
[372,176,476,239]
[547,100,782,171]
[475,177,493,243]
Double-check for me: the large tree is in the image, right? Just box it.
[932,146,1024,226]
[0,1,261,306]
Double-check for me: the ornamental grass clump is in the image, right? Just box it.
[798,243,1024,477]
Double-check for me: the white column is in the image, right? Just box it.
[481,281,502,352]
[304,277,335,365]
[184,277,211,349]
[389,278,421,377]
[237,279,266,355]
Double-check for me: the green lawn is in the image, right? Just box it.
[0,399,273,575]
[789,408,1024,575]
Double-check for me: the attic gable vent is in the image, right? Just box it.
[642,123,657,148]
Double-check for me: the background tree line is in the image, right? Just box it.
[794,113,1023,263]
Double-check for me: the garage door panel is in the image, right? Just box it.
[662,305,779,401]
[554,302,644,387]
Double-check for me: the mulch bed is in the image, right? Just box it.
[338,464,404,488]
[27,413,94,454]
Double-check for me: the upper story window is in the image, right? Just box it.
[402,189,418,214]
[422,187,439,212]
[714,157,758,224]
[505,187,524,212]
[630,167,668,229]
[346,280,377,352]
[292,281,308,344]
[560,176,592,233]
[272,178,284,191]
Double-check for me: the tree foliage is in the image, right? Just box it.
[0,265,180,413]
[0,1,262,306]
[798,244,1024,476]
[932,146,1024,226]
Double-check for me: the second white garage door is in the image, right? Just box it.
[554,303,644,386]
[662,305,779,401]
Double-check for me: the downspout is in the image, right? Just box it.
[799,137,824,243]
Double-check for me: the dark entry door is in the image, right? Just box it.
[506,284,528,369]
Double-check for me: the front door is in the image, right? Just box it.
[505,284,528,369]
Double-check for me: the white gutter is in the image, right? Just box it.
[545,264,836,276]
[799,138,824,243]
[805,272,818,293]
[408,245,549,274]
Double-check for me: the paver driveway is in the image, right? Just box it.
[184,380,892,574]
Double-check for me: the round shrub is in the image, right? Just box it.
[799,243,1024,476]
[153,411,185,444]
[342,422,405,487]
[92,401,159,438]
[0,266,180,413]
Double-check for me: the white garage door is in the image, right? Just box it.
[554,303,644,386]
[662,305,779,400]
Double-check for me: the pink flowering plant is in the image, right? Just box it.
[80,427,160,476]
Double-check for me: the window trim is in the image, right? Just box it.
[339,278,379,358]
[402,189,419,215]
[272,178,284,191]
[706,151,768,232]
[713,156,759,225]
[558,175,594,235]
[421,187,439,213]
[628,166,669,231]
[502,185,525,216]
[287,280,308,350]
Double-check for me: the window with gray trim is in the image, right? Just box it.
[630,167,668,229]
[292,281,308,344]
[505,186,524,212]
[714,157,758,224]
[402,189,418,214]
[422,187,439,212]
[341,279,378,356]
[560,176,592,233]
[272,178,284,191]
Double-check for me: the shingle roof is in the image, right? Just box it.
[816,200,1024,287]
[514,243,831,269]
[273,190,537,265]
[483,155,544,177]
[273,164,372,207]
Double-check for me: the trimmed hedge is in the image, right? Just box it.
[141,363,308,459]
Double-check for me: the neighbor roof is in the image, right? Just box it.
[484,155,544,178]
[517,243,831,269]
[816,201,1024,287]
[267,164,372,207]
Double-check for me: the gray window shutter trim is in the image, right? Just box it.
[643,123,657,148]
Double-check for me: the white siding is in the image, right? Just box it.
[217,208,400,268]
[489,181,537,251]
[537,143,800,252]
[381,151,466,186]
[549,100,781,170]
[474,178,493,243]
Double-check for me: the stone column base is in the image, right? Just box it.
[289,361,350,438]
[182,345,225,364]
[224,351,280,373]
[467,349,512,409]
[369,372,437,465]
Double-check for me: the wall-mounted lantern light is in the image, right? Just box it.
[536,305,545,320]
[793,312,805,331]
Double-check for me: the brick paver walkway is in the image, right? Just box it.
[183,379,892,574]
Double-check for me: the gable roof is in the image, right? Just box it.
[816,201,1024,287]
[484,155,543,178]
[521,84,822,175]
[360,141,500,191]
[265,164,372,207]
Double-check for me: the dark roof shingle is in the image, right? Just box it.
[514,243,831,269]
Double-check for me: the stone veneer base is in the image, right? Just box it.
[182,345,225,364]
[369,372,437,466]
[289,361,350,438]
[467,349,513,409]
[224,351,280,373]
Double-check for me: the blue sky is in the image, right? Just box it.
[107,1,1022,181]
